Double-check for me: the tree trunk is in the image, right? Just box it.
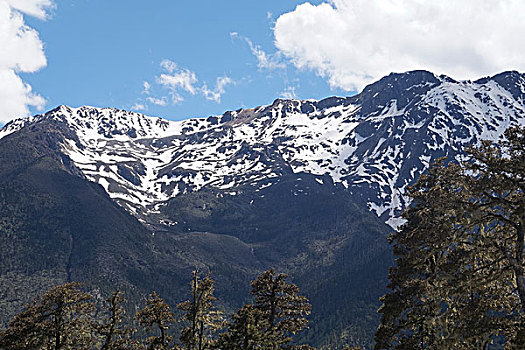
[54,302,63,350]
[160,326,166,348]
[198,320,204,350]
[515,224,525,311]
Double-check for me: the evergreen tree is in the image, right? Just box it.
[288,345,318,350]
[95,290,136,350]
[216,304,269,350]
[178,269,224,350]
[136,291,175,350]
[375,127,525,349]
[0,282,95,349]
[250,269,311,349]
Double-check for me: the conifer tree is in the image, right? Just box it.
[0,282,95,349]
[136,291,175,350]
[250,269,311,349]
[178,269,224,350]
[96,290,135,350]
[375,126,525,349]
[288,345,318,350]
[216,304,269,350]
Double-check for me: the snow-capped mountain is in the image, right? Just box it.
[2,70,524,228]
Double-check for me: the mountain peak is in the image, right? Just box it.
[3,70,525,229]
[366,70,440,90]
[43,105,185,142]
[475,71,525,102]
[358,70,441,113]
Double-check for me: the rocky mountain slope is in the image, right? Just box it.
[3,70,523,229]
[1,70,524,348]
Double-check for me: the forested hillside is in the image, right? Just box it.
[0,269,364,350]
[1,70,525,348]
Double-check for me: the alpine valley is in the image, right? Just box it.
[1,70,524,348]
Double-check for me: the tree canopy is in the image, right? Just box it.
[0,282,95,350]
[376,126,525,349]
[136,291,175,349]
[177,269,224,350]
[0,268,347,349]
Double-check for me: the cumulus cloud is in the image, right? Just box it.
[5,0,54,19]
[231,32,286,70]
[274,0,525,92]
[0,70,46,121]
[0,0,51,123]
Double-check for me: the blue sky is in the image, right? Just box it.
[2,0,525,123]
[15,0,342,121]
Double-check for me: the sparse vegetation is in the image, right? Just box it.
[0,269,363,349]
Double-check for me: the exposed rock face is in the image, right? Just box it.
[1,70,524,348]
[3,70,524,228]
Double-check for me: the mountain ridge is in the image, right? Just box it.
[2,70,524,229]
[0,105,391,348]
[2,69,525,348]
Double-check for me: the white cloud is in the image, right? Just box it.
[0,69,46,120]
[157,59,199,95]
[130,102,147,111]
[250,43,286,71]
[0,0,51,123]
[142,81,151,94]
[274,0,525,92]
[138,59,234,108]
[202,76,234,103]
[160,59,178,74]
[170,93,184,105]
[231,32,286,70]
[281,86,297,100]
[5,0,53,19]
[147,96,168,106]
